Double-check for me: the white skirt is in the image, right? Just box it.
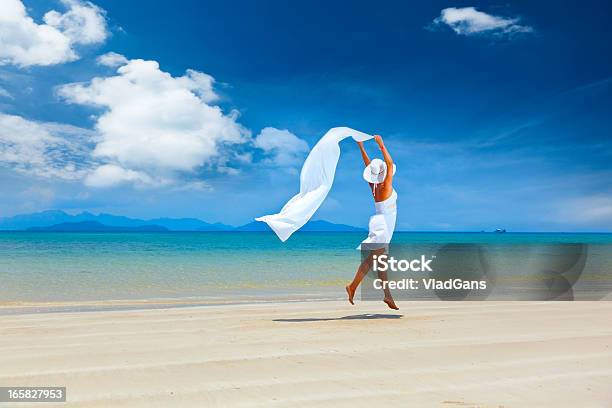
[357,190,397,250]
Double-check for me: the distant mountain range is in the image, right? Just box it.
[0,210,365,232]
[28,221,168,232]
[0,210,231,231]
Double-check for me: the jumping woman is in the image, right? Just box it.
[346,135,399,310]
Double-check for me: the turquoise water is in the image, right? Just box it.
[1,231,612,302]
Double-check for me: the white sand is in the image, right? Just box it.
[1,300,611,407]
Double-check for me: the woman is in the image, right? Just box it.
[346,135,399,310]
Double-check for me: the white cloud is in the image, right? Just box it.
[84,164,152,187]
[557,195,612,225]
[174,180,211,192]
[19,185,56,211]
[0,112,92,180]
[43,0,107,44]
[0,0,108,67]
[432,7,533,37]
[254,127,309,168]
[58,58,251,187]
[96,51,128,67]
[0,87,12,99]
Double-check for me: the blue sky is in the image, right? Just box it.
[1,0,611,231]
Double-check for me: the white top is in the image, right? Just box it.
[375,189,398,215]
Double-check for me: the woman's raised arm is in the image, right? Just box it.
[357,141,371,167]
[374,135,393,184]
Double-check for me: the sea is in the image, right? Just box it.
[1,232,612,306]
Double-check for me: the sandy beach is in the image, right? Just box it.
[1,300,611,407]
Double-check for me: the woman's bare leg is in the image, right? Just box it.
[377,268,399,310]
[346,249,384,305]
[345,256,371,305]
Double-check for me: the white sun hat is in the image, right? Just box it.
[363,158,396,184]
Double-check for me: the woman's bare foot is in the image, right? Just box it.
[346,285,355,305]
[384,297,399,310]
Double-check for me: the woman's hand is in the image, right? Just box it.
[374,135,384,147]
[356,140,364,146]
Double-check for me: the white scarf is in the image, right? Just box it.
[256,127,372,241]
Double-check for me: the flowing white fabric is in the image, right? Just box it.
[256,127,373,241]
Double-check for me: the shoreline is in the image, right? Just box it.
[3,289,612,315]
[0,292,346,315]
